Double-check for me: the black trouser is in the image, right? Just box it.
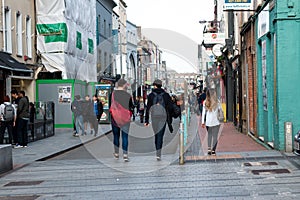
[12,118,19,144]
[17,118,29,146]
[151,117,167,157]
[0,121,13,144]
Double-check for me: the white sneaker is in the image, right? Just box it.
[14,144,22,149]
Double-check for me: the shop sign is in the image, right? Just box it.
[203,33,225,45]
[224,0,252,10]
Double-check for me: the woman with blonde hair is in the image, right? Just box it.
[201,89,222,156]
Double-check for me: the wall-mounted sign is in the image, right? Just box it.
[212,44,224,57]
[257,4,270,38]
[224,0,252,10]
[203,33,225,45]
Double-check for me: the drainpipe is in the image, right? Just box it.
[2,0,5,51]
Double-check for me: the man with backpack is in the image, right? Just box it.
[0,95,17,144]
[144,79,173,161]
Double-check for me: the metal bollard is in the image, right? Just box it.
[179,121,184,165]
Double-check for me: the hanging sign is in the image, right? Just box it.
[224,0,252,10]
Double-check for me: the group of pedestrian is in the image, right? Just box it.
[110,79,179,162]
[71,94,103,137]
[0,90,30,148]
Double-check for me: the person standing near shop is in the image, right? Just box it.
[15,91,30,148]
[0,95,17,144]
[71,95,84,137]
[201,89,221,156]
[144,79,173,161]
[10,90,20,145]
[92,95,103,123]
[109,79,134,162]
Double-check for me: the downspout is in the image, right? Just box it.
[2,0,5,51]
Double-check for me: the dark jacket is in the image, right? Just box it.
[17,96,30,119]
[71,99,82,117]
[94,100,103,116]
[145,88,173,125]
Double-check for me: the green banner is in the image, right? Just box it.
[76,31,82,49]
[36,23,68,43]
[88,38,94,54]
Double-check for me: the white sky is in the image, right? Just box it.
[125,0,215,73]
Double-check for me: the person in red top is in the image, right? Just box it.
[110,79,134,162]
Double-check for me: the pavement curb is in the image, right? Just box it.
[37,130,112,161]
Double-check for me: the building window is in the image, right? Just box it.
[108,23,111,37]
[104,52,107,69]
[4,7,12,53]
[98,15,101,35]
[104,19,106,37]
[16,12,23,56]
[98,49,102,72]
[25,16,32,58]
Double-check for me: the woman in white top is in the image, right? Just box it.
[201,89,222,156]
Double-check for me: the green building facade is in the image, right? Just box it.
[256,0,300,151]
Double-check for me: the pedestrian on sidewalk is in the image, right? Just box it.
[82,95,98,136]
[109,79,134,162]
[15,91,30,148]
[10,89,20,145]
[198,87,207,116]
[145,79,173,161]
[71,95,84,137]
[201,89,221,156]
[138,97,145,123]
[92,95,103,123]
[0,95,17,144]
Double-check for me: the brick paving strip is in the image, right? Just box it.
[185,115,269,161]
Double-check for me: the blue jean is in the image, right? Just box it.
[151,117,167,157]
[111,122,130,154]
[75,115,83,134]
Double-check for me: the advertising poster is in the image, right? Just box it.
[58,86,72,104]
[95,84,112,123]
[262,40,268,111]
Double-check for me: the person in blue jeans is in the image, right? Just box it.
[110,79,134,162]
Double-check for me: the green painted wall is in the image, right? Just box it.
[275,1,300,150]
[256,1,300,150]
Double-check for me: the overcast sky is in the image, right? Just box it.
[125,0,215,73]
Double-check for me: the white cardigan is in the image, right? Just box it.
[201,101,221,127]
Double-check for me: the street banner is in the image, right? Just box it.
[224,0,252,10]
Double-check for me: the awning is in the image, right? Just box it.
[0,52,32,73]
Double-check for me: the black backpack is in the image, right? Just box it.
[171,102,181,118]
[3,104,14,121]
[151,92,166,117]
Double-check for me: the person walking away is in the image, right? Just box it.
[198,88,207,116]
[201,89,221,156]
[0,95,17,144]
[109,79,134,162]
[71,95,84,137]
[92,95,103,123]
[15,91,30,148]
[144,79,173,161]
[10,90,20,145]
[138,97,145,123]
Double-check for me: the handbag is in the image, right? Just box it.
[217,103,224,122]
[109,92,131,127]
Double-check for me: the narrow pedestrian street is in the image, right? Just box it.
[0,115,299,199]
